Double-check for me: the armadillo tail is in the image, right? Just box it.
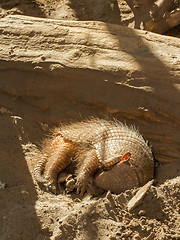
[34,156,48,183]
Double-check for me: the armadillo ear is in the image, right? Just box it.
[55,132,61,137]
[120,152,131,163]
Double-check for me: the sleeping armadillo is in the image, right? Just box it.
[34,118,154,196]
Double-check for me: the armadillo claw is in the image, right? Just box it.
[76,179,87,197]
[46,182,58,195]
[66,178,76,192]
[77,184,86,197]
[76,174,93,197]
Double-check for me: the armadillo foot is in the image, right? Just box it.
[76,173,93,197]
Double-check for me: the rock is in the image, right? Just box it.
[127,180,154,211]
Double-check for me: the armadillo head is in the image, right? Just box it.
[94,161,140,194]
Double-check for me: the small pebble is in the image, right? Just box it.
[138,210,146,216]
[132,233,141,240]
[74,198,81,202]
[41,56,46,61]
[0,181,7,190]
[110,236,116,240]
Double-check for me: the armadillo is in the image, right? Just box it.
[34,118,154,196]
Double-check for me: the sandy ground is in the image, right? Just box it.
[0,106,179,239]
[0,1,180,240]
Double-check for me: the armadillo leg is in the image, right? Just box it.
[44,140,77,194]
[76,149,99,196]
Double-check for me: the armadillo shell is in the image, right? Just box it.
[94,162,140,194]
